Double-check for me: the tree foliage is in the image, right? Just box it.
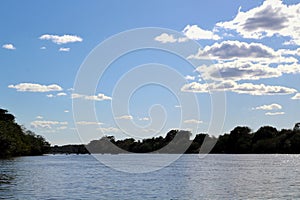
[0,109,50,158]
[51,123,300,154]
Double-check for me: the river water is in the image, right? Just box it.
[1,154,300,199]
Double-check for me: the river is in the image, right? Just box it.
[1,154,300,199]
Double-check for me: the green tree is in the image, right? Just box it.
[0,108,50,158]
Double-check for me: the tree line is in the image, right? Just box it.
[50,123,300,154]
[2,107,300,156]
[0,109,50,158]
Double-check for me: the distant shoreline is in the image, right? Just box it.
[49,124,300,155]
[2,108,300,158]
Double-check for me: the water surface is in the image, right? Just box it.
[1,154,300,199]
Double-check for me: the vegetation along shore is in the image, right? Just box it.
[1,108,300,157]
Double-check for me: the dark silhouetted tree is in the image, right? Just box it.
[293,123,300,132]
[0,108,50,158]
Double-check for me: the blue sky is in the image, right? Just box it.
[1,0,300,145]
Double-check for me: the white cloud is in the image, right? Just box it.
[174,105,181,108]
[57,126,68,130]
[283,40,298,46]
[57,92,67,96]
[39,34,83,44]
[233,83,296,95]
[71,93,112,101]
[115,115,133,120]
[183,119,203,124]
[187,40,300,82]
[185,75,195,81]
[64,110,70,113]
[183,25,220,40]
[8,83,63,92]
[59,47,70,52]
[84,94,111,101]
[277,63,300,74]
[265,112,285,116]
[252,103,282,110]
[291,93,300,100]
[154,33,188,43]
[2,44,16,50]
[188,40,282,61]
[138,117,150,121]
[40,46,46,50]
[197,60,282,81]
[154,26,221,43]
[46,92,67,98]
[97,127,120,133]
[31,120,68,129]
[36,116,43,119]
[76,121,103,125]
[181,82,210,93]
[71,93,83,99]
[216,0,300,45]
[155,33,177,43]
[46,94,55,98]
[181,81,297,96]
[277,48,300,56]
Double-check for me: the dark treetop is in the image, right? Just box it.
[50,123,300,154]
[2,108,300,156]
[0,108,50,158]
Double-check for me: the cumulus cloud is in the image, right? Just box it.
[183,119,203,124]
[40,46,46,50]
[31,120,68,129]
[46,94,55,98]
[216,0,300,45]
[76,121,103,125]
[2,44,16,50]
[57,92,67,96]
[278,48,300,56]
[59,47,70,52]
[265,112,285,116]
[64,110,69,113]
[36,116,43,119]
[185,75,195,81]
[277,63,300,74]
[154,33,188,43]
[252,103,282,110]
[71,93,112,101]
[291,93,300,100]
[97,127,120,133]
[155,33,177,43]
[115,115,133,120]
[138,117,150,121]
[197,61,282,81]
[155,25,221,44]
[181,82,210,93]
[39,34,83,44]
[181,81,297,95]
[8,83,63,92]
[188,40,300,82]
[183,25,220,40]
[46,92,67,98]
[233,83,296,95]
[188,40,277,60]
